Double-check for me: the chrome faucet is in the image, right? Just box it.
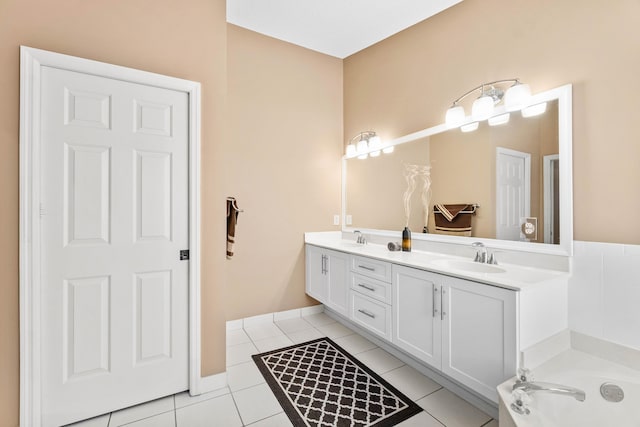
[513,381,586,402]
[510,380,586,415]
[472,242,498,264]
[472,242,487,263]
[354,230,367,245]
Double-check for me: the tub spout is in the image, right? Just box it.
[512,381,586,402]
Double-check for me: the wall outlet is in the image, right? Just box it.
[333,215,340,225]
[346,215,353,225]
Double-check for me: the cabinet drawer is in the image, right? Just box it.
[351,255,391,282]
[351,291,392,340]
[351,273,392,305]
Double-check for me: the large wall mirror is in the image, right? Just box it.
[343,84,573,255]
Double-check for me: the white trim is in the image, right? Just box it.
[342,84,574,256]
[495,147,531,241]
[198,372,229,395]
[300,304,325,316]
[273,308,302,321]
[543,154,560,244]
[19,46,203,426]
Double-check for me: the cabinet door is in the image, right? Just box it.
[441,276,517,402]
[392,265,441,369]
[326,250,349,316]
[305,245,327,303]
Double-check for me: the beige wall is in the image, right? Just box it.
[345,0,640,245]
[0,1,228,425]
[224,25,343,320]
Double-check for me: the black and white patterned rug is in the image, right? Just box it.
[252,337,423,426]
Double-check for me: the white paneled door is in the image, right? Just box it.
[40,66,189,426]
[496,147,531,241]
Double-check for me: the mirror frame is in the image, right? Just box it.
[342,84,573,256]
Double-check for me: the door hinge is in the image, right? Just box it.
[180,249,190,261]
[39,203,45,218]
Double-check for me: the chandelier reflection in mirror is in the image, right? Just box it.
[445,79,548,131]
[345,131,395,159]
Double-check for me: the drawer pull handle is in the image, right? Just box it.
[358,283,376,292]
[358,309,376,319]
[358,265,376,272]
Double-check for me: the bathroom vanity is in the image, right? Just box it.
[304,232,569,407]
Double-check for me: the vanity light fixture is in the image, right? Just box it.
[346,131,393,159]
[445,79,532,130]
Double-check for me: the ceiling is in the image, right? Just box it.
[227,0,463,59]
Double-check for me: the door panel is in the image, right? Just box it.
[41,66,189,426]
[392,265,441,369]
[63,276,111,380]
[441,276,517,402]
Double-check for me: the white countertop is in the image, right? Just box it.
[305,232,569,291]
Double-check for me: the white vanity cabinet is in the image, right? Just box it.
[440,274,517,402]
[305,245,349,316]
[392,265,442,369]
[392,265,516,401]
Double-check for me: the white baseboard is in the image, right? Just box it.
[274,308,302,321]
[197,372,228,395]
[225,304,324,330]
[300,305,324,316]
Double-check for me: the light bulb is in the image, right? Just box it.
[504,82,531,112]
[368,135,381,150]
[522,102,547,118]
[346,144,356,157]
[461,122,479,132]
[471,95,495,121]
[356,138,368,153]
[370,150,381,157]
[357,153,368,160]
[445,105,466,128]
[488,113,510,126]
[382,145,394,154]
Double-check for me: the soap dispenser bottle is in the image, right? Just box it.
[402,227,412,252]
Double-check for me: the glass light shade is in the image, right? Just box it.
[460,122,479,133]
[445,105,466,128]
[382,145,394,154]
[522,102,547,118]
[368,135,381,150]
[356,138,368,153]
[357,153,368,160]
[370,150,381,157]
[488,113,510,126]
[346,144,357,157]
[504,83,531,112]
[471,95,495,121]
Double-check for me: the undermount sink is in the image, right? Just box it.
[432,259,506,274]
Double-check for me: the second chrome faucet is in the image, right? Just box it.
[472,242,498,265]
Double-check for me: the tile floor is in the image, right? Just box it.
[68,312,498,427]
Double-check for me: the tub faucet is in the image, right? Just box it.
[512,381,586,402]
[354,230,366,245]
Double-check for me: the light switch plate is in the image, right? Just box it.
[346,215,353,225]
[333,215,340,225]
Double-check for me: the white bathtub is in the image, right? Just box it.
[498,350,640,427]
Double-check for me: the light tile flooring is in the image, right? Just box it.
[69,313,498,427]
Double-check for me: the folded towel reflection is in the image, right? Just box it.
[433,204,477,237]
[226,197,242,259]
